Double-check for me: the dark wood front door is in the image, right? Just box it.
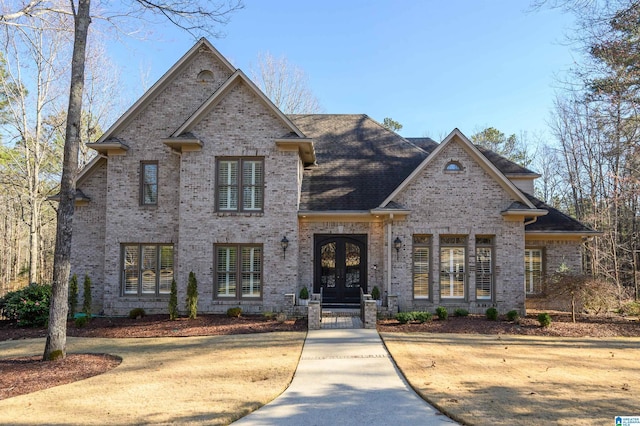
[314,235,367,304]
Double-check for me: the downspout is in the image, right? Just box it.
[524,216,538,226]
[387,213,394,303]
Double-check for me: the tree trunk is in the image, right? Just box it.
[43,0,91,361]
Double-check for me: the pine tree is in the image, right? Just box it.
[68,274,78,319]
[186,272,198,319]
[82,274,92,319]
[169,278,178,320]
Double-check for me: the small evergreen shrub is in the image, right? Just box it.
[436,306,448,320]
[506,310,519,322]
[75,316,88,328]
[68,274,79,319]
[186,272,198,319]
[129,308,146,319]
[454,308,469,317]
[486,307,499,321]
[227,307,242,318]
[371,286,381,300]
[396,312,413,324]
[299,286,309,300]
[413,311,433,323]
[263,311,275,320]
[82,275,92,319]
[538,312,552,328]
[168,279,178,320]
[0,283,51,327]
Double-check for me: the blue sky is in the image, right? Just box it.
[109,1,577,141]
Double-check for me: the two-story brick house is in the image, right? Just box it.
[70,38,596,316]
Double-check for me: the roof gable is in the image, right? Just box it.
[381,129,537,209]
[171,70,305,138]
[96,38,235,144]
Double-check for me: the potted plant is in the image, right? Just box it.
[298,286,309,306]
[371,286,382,306]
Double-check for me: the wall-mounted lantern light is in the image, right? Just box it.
[394,237,402,260]
[281,236,289,259]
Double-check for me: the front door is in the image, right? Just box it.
[314,235,367,304]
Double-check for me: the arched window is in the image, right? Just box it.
[197,70,214,83]
[445,161,463,172]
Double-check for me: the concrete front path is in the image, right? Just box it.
[233,329,458,426]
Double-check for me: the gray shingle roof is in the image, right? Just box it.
[288,115,593,236]
[523,193,598,233]
[289,114,429,211]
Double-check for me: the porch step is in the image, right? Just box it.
[322,308,360,317]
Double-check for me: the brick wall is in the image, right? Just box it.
[391,137,526,314]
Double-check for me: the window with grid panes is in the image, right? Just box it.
[475,237,493,300]
[215,244,262,299]
[140,162,158,205]
[413,235,431,299]
[122,244,173,295]
[440,236,466,299]
[217,158,264,212]
[525,249,543,294]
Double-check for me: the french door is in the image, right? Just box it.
[314,235,367,304]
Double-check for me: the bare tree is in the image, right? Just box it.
[1,0,244,360]
[250,52,322,114]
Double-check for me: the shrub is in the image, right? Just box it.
[454,308,469,317]
[68,274,79,319]
[396,312,413,324]
[168,279,178,320]
[621,301,640,316]
[506,310,519,322]
[435,306,448,320]
[227,307,242,318]
[75,316,88,328]
[413,311,433,323]
[538,312,552,328]
[129,308,146,319]
[371,286,381,300]
[486,307,499,321]
[263,311,275,320]
[0,283,51,327]
[82,275,92,319]
[299,286,309,300]
[186,272,198,319]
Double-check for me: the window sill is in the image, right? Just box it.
[216,212,264,217]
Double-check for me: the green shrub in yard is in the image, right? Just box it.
[454,308,469,317]
[75,316,88,328]
[538,312,552,328]
[227,307,242,317]
[0,283,51,327]
[82,275,92,319]
[129,308,146,319]
[435,306,448,320]
[396,312,414,324]
[413,311,433,323]
[186,272,198,319]
[168,279,178,320]
[506,310,519,322]
[68,274,79,319]
[486,307,499,321]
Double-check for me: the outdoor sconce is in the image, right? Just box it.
[394,237,402,260]
[281,236,289,259]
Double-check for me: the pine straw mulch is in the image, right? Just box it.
[0,311,637,401]
[0,314,306,400]
[377,310,640,338]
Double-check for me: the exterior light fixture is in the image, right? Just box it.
[394,237,402,260]
[281,236,289,259]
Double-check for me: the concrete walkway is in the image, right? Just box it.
[233,329,458,426]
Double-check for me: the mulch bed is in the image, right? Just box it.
[0,314,308,341]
